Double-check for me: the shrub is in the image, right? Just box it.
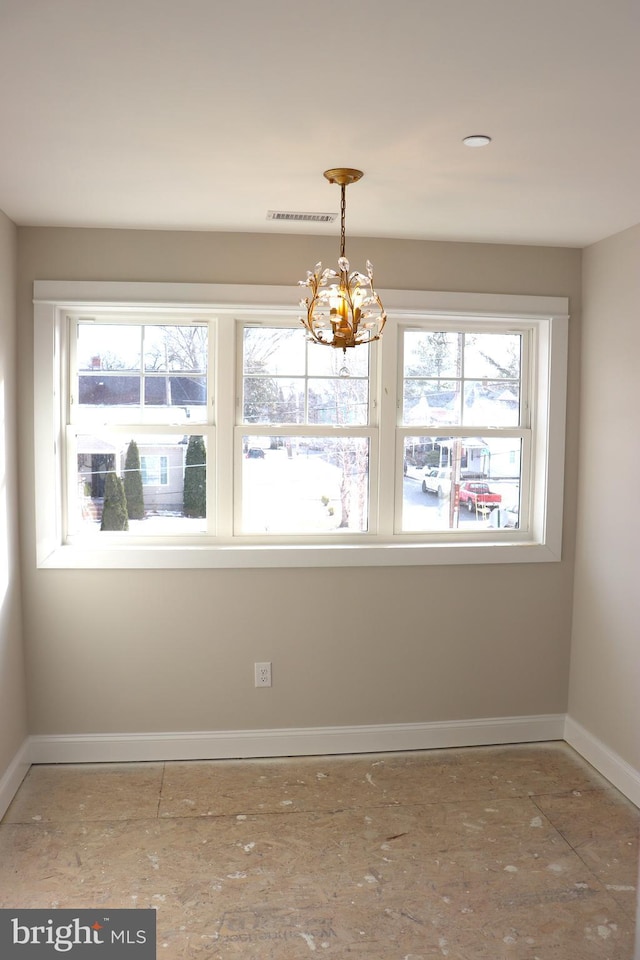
[100,472,129,531]
[183,436,206,518]
[123,440,144,520]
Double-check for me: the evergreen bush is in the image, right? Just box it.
[183,436,206,518]
[100,471,129,531]
[123,440,145,520]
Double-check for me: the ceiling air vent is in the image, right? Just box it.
[267,210,337,223]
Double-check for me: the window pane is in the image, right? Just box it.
[78,373,141,407]
[243,377,305,424]
[402,381,461,426]
[243,327,306,375]
[401,435,521,532]
[143,325,207,372]
[144,374,207,417]
[463,381,520,427]
[308,378,368,426]
[241,436,369,534]
[77,324,141,371]
[404,331,461,378]
[463,333,521,380]
[307,344,369,378]
[75,433,207,535]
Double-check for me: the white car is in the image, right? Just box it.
[421,467,452,498]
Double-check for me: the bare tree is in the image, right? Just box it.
[144,326,208,372]
[243,329,292,373]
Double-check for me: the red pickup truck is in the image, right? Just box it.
[458,481,502,512]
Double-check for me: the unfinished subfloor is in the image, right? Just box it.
[0,742,638,959]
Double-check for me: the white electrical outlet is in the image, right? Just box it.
[254,662,272,687]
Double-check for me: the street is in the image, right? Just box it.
[402,470,519,532]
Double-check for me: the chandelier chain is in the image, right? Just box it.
[340,183,347,260]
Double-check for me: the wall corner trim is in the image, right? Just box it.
[564,716,640,808]
[0,739,31,821]
[28,714,565,765]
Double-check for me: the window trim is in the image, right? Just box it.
[33,280,568,569]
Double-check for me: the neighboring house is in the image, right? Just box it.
[436,437,521,480]
[77,371,204,516]
[135,440,188,513]
[79,373,207,407]
[77,435,189,514]
[404,384,519,429]
[404,385,521,478]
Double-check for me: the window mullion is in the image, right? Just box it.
[212,316,234,538]
[67,315,78,422]
[377,316,398,537]
[139,325,145,421]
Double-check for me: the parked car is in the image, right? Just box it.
[421,468,437,493]
[245,447,265,459]
[458,481,502,512]
[422,467,451,498]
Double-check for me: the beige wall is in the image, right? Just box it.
[17,228,581,736]
[569,224,640,771]
[0,210,27,777]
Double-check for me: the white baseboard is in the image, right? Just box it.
[564,716,640,808]
[28,714,565,765]
[0,739,31,820]
[9,717,640,814]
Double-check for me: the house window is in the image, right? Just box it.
[33,282,568,568]
[140,456,169,486]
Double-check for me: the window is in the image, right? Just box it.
[140,456,169,486]
[67,316,211,538]
[239,324,373,535]
[33,282,568,568]
[398,326,526,534]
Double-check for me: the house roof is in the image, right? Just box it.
[78,374,207,407]
[0,0,638,247]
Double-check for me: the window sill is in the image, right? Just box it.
[37,539,561,569]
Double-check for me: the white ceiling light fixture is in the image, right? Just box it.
[463,135,492,147]
[298,168,386,353]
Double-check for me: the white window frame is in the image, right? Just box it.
[33,280,568,569]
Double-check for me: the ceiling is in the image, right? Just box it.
[0,0,638,247]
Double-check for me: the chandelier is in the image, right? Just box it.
[298,168,386,352]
